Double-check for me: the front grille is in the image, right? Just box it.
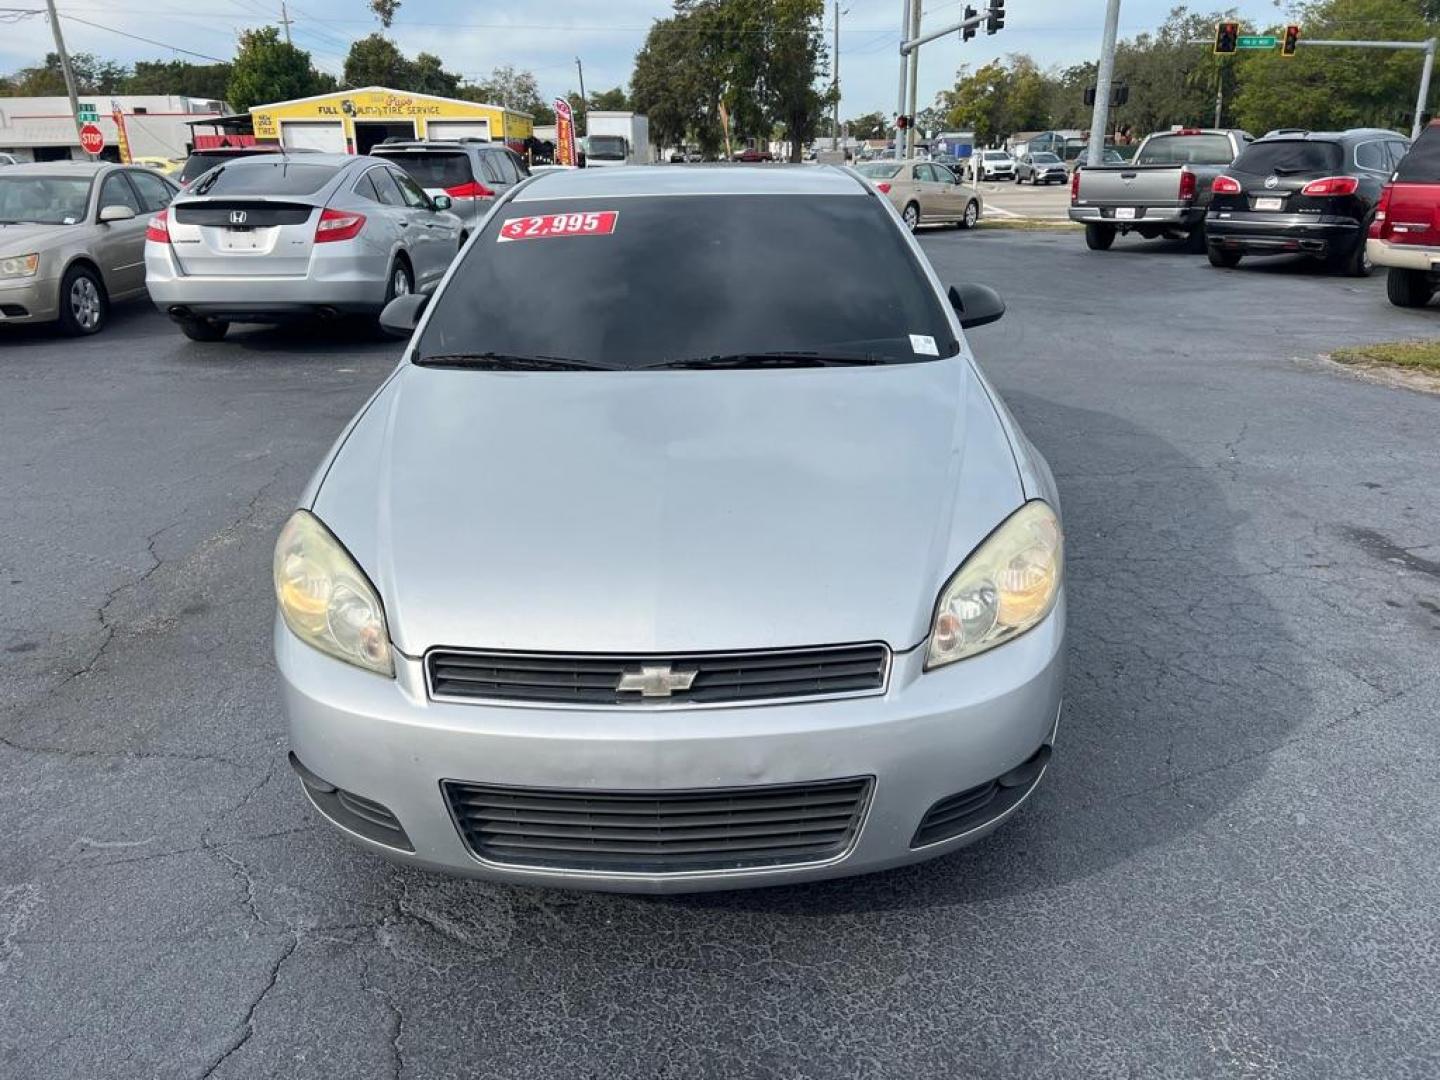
[427,643,889,707]
[444,777,872,874]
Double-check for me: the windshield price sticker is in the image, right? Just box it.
[497,211,619,242]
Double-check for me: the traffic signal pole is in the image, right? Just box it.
[1087,0,1123,169]
[895,0,911,151]
[897,5,994,158]
[43,0,89,160]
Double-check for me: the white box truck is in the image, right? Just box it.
[584,112,651,166]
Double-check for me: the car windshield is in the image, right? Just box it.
[1031,153,1061,164]
[376,151,472,189]
[588,136,627,161]
[1233,140,1343,176]
[0,175,92,224]
[417,193,958,369]
[190,161,340,196]
[1136,134,1234,165]
[179,151,276,184]
[855,163,900,178]
[983,151,1008,160]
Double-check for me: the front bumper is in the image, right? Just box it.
[0,274,59,324]
[1367,236,1440,272]
[1031,170,1067,184]
[277,600,1066,893]
[145,242,389,321]
[1206,212,1362,256]
[1069,204,1203,227]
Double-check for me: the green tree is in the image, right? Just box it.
[1233,0,1433,132]
[461,64,545,112]
[9,52,129,96]
[589,86,629,111]
[845,111,887,139]
[369,0,401,29]
[411,53,460,98]
[227,27,335,113]
[123,60,233,101]
[343,33,412,88]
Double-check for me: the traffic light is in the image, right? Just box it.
[962,5,977,42]
[1214,21,1238,55]
[896,114,909,131]
[1084,85,1096,106]
[986,0,1004,35]
[1281,24,1300,57]
[1112,83,1129,107]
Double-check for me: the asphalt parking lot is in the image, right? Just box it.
[3,233,1440,1078]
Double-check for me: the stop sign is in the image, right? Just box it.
[78,123,104,156]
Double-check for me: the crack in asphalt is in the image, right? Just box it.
[196,933,298,1080]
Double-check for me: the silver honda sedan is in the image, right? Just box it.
[145,153,462,341]
[274,166,1065,892]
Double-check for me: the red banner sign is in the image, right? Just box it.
[554,97,578,167]
[497,212,619,242]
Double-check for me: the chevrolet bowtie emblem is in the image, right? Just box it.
[616,664,699,698]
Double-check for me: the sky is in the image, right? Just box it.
[3,0,1291,115]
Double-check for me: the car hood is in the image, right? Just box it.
[0,223,79,252]
[311,359,1025,656]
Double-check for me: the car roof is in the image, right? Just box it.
[1,161,111,177]
[1254,128,1404,144]
[514,165,868,201]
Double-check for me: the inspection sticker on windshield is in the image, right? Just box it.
[910,334,939,356]
[497,211,619,242]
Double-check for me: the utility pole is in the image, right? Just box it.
[832,2,841,151]
[1087,0,1122,169]
[279,1,293,45]
[1214,58,1225,127]
[905,0,920,158]
[43,0,88,160]
[575,57,588,136]
[895,0,910,151]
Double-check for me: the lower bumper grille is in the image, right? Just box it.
[427,643,889,707]
[444,777,872,874]
[911,744,1052,848]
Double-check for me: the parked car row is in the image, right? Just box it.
[1070,126,1416,285]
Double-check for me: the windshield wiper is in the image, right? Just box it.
[639,351,892,370]
[191,165,226,196]
[414,352,613,371]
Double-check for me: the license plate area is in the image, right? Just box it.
[221,230,264,251]
[1114,207,1137,220]
[1254,196,1285,212]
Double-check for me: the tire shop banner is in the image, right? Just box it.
[554,97,578,167]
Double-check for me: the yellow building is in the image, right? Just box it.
[250,87,533,155]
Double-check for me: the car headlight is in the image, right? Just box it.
[926,501,1062,669]
[273,510,394,677]
[0,253,39,279]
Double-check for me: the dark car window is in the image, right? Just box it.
[179,149,279,184]
[417,194,958,368]
[353,170,384,203]
[192,161,339,196]
[477,154,504,184]
[370,168,405,206]
[1232,140,1343,176]
[377,150,472,190]
[485,151,517,184]
[1387,140,1411,169]
[128,169,174,212]
[506,150,530,179]
[1395,124,1440,182]
[98,173,143,214]
[1136,134,1234,165]
[390,170,431,208]
[1355,141,1389,172]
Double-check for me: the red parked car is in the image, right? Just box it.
[1369,122,1440,307]
[732,147,775,163]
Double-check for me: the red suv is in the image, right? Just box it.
[1369,122,1440,307]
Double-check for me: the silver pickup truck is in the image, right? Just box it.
[1069,128,1253,252]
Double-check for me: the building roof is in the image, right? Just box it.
[514,164,868,201]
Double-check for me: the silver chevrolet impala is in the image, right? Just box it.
[274,166,1065,892]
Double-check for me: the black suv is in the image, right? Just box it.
[1205,129,1410,275]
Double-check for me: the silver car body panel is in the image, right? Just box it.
[279,165,1065,890]
[145,153,461,317]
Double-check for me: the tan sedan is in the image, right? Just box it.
[855,160,983,232]
[0,161,177,335]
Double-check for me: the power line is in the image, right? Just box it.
[57,12,230,62]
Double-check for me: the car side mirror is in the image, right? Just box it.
[431,194,452,211]
[379,293,429,338]
[948,283,1005,329]
[99,204,136,223]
